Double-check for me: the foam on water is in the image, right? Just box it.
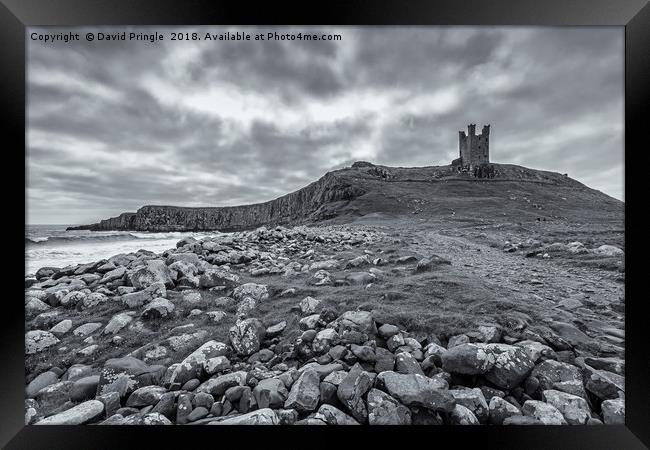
[25,225,221,276]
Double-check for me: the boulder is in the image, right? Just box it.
[394,351,424,375]
[126,386,168,408]
[449,388,489,423]
[253,378,289,409]
[141,298,175,320]
[441,343,493,375]
[449,404,480,425]
[169,340,229,386]
[447,334,470,348]
[128,260,173,289]
[297,362,342,381]
[515,340,556,363]
[374,347,396,373]
[119,412,173,425]
[34,381,73,415]
[583,357,625,376]
[335,310,376,334]
[530,360,586,398]
[337,363,373,423]
[375,371,455,413]
[377,324,400,339]
[103,313,133,335]
[299,296,321,315]
[284,369,321,413]
[97,391,121,418]
[235,297,258,317]
[503,415,544,425]
[232,283,269,302]
[206,310,227,324]
[35,267,59,279]
[33,311,61,328]
[81,292,109,309]
[319,382,338,406]
[229,318,266,356]
[25,330,60,355]
[96,356,164,399]
[488,396,521,425]
[195,371,247,396]
[50,319,73,336]
[187,406,209,422]
[214,408,279,425]
[299,314,321,330]
[204,356,231,376]
[35,400,104,425]
[312,328,340,354]
[25,297,51,314]
[79,273,101,285]
[308,270,333,286]
[423,342,447,366]
[168,258,199,277]
[309,260,339,271]
[483,343,536,389]
[314,404,360,425]
[121,282,166,308]
[477,325,502,343]
[193,392,214,410]
[175,393,192,424]
[73,322,102,337]
[584,368,625,400]
[549,321,596,350]
[367,388,411,425]
[265,321,286,338]
[542,389,591,425]
[350,344,376,363]
[100,266,127,284]
[69,375,100,402]
[182,291,204,307]
[346,255,370,269]
[25,399,42,425]
[64,364,94,381]
[601,398,625,425]
[26,371,59,398]
[44,289,72,305]
[594,245,624,256]
[198,269,240,289]
[521,400,567,425]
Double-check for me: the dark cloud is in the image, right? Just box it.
[187,33,345,103]
[27,26,623,224]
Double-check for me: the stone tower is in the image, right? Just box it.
[458,124,490,170]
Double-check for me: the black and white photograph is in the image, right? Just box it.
[24,25,626,427]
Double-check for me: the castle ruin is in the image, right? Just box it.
[452,124,494,178]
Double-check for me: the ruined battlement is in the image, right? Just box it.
[457,124,490,170]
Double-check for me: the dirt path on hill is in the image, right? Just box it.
[398,225,625,358]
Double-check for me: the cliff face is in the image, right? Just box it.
[68,171,366,232]
[89,212,137,231]
[68,162,623,232]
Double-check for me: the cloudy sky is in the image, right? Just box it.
[27,26,624,225]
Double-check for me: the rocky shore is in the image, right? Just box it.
[25,224,625,425]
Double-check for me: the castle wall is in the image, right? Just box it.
[459,131,469,164]
[470,133,489,164]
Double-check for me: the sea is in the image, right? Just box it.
[25,224,221,277]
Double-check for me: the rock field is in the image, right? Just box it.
[24,223,625,425]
